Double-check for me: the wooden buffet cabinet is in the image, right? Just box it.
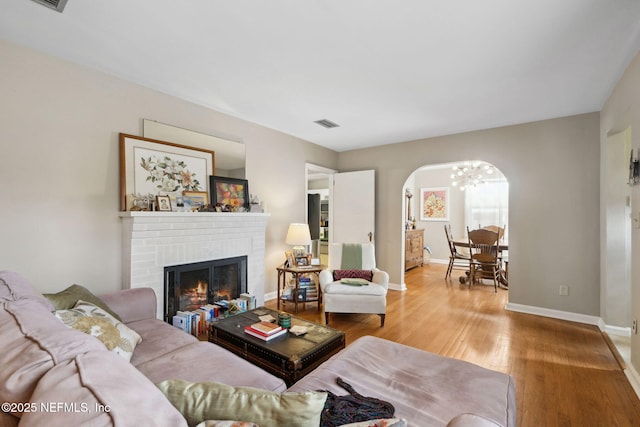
[405,228,424,271]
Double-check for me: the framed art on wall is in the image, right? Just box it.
[119,133,215,211]
[209,175,250,211]
[420,187,449,221]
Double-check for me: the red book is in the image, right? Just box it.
[244,327,288,341]
[247,321,283,335]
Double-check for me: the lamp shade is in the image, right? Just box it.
[285,223,312,246]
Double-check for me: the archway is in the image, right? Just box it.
[401,160,509,288]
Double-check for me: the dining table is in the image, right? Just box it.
[452,239,509,287]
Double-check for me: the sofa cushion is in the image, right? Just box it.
[157,379,326,427]
[0,270,54,306]
[44,284,123,321]
[19,351,187,427]
[288,336,516,427]
[0,411,19,427]
[136,341,287,392]
[54,300,142,362]
[0,298,105,416]
[126,318,198,366]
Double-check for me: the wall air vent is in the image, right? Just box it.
[314,119,340,129]
[30,0,68,13]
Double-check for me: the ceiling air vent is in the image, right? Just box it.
[314,119,340,129]
[30,0,68,13]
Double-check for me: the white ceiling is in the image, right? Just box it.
[2,1,640,152]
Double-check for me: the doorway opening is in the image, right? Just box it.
[402,160,509,288]
[306,163,335,265]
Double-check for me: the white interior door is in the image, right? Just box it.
[332,170,375,244]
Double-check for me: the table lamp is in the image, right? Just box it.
[286,223,312,257]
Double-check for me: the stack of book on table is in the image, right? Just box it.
[244,321,287,341]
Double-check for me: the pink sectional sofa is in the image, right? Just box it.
[0,270,516,426]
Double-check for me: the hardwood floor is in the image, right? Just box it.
[266,263,640,426]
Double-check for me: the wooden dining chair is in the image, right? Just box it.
[467,227,501,292]
[444,224,471,279]
[481,224,506,240]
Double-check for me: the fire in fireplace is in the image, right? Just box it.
[164,256,247,323]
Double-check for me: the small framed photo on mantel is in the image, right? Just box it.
[156,195,172,212]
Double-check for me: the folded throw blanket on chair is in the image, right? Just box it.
[340,278,369,286]
[341,244,363,269]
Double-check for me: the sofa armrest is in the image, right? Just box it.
[99,288,157,324]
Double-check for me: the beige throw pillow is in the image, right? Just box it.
[157,379,327,427]
[54,300,141,362]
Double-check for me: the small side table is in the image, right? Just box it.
[277,265,324,314]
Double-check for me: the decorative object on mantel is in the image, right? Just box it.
[209,175,250,212]
[250,194,264,213]
[156,195,172,212]
[119,133,215,211]
[420,187,449,221]
[450,161,495,191]
[182,191,208,212]
[129,193,155,211]
[629,148,639,186]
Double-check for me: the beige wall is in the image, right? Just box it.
[601,51,640,373]
[0,37,617,346]
[339,112,601,316]
[0,39,338,295]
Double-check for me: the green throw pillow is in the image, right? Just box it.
[43,284,123,322]
[157,379,327,427]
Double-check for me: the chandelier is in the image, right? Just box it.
[450,161,495,191]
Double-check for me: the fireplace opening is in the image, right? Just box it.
[164,256,247,323]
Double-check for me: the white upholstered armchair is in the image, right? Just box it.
[319,243,389,327]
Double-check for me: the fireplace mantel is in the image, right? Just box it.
[120,211,270,319]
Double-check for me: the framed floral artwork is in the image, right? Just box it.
[420,187,449,221]
[119,134,215,211]
[209,175,249,211]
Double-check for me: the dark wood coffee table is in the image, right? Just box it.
[209,307,345,386]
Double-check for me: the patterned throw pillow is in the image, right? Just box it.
[54,300,141,362]
[333,270,374,282]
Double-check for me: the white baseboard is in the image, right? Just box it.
[603,324,632,337]
[505,302,602,326]
[626,363,640,400]
[389,282,406,291]
[264,291,277,302]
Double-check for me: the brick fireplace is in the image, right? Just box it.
[119,212,269,320]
